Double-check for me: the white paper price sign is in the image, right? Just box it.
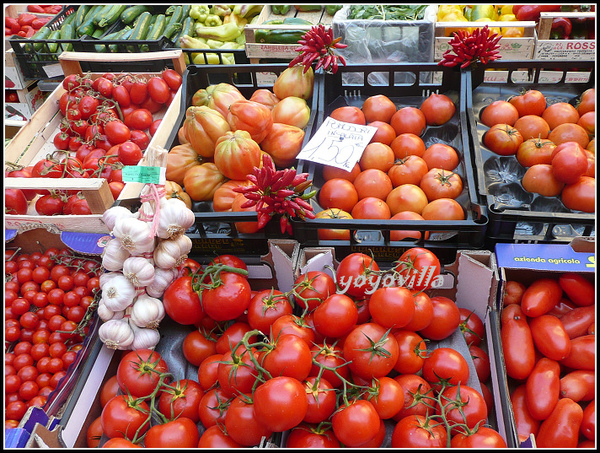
[296,117,378,171]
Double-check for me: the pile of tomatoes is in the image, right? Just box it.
[86,248,505,448]
[315,91,467,234]
[5,247,102,428]
[501,273,595,448]
[479,87,595,213]
[4,9,56,38]
[4,68,183,217]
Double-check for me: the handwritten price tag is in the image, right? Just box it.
[296,117,377,170]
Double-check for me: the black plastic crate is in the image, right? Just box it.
[119,63,321,258]
[8,5,79,80]
[290,63,488,265]
[465,61,595,245]
[75,5,176,55]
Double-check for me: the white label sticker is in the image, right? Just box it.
[296,117,377,171]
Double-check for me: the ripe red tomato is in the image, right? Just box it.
[157,379,204,423]
[551,142,588,185]
[104,120,131,146]
[521,278,563,317]
[292,271,337,312]
[116,349,169,398]
[418,295,460,341]
[451,426,507,448]
[147,77,170,104]
[561,176,595,213]
[343,322,399,380]
[420,93,456,126]
[125,108,153,131]
[286,423,341,448]
[437,385,488,434]
[312,293,358,338]
[483,123,524,156]
[144,417,199,448]
[480,100,519,127]
[526,357,561,420]
[217,347,258,397]
[331,399,381,447]
[117,141,143,166]
[100,394,150,439]
[162,68,183,91]
[5,188,28,215]
[201,272,251,322]
[458,308,485,346]
[394,247,441,291]
[336,253,380,298]
[162,276,204,326]
[224,395,273,447]
[253,375,308,432]
[391,414,447,448]
[419,168,463,201]
[509,89,546,117]
[535,398,584,448]
[529,314,572,360]
[421,347,470,389]
[198,424,242,448]
[262,333,312,381]
[310,343,350,389]
[558,273,594,307]
[368,286,415,329]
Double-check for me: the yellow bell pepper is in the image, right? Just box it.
[437,5,465,21]
[498,5,514,16]
[441,12,469,37]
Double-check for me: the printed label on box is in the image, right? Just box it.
[122,166,166,184]
[534,40,596,61]
[495,243,595,273]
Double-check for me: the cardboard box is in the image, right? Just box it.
[434,20,537,62]
[5,81,51,121]
[244,5,333,60]
[294,246,508,447]
[5,48,30,90]
[4,227,105,448]
[32,239,299,448]
[4,50,186,234]
[534,11,596,61]
[493,239,596,447]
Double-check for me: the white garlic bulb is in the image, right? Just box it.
[112,217,156,256]
[101,273,136,312]
[99,318,135,350]
[129,293,165,329]
[102,238,131,272]
[157,197,195,239]
[122,256,155,288]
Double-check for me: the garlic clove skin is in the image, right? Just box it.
[112,217,156,256]
[102,238,131,272]
[157,197,195,239]
[102,206,138,232]
[101,273,137,312]
[146,267,178,298]
[99,318,135,350]
[129,293,165,329]
[122,256,156,288]
[129,322,161,350]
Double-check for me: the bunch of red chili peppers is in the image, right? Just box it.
[439,25,502,69]
[289,24,348,74]
[234,154,316,235]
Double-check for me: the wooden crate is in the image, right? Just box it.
[434,20,537,61]
[4,50,186,234]
[244,5,332,61]
[534,11,596,61]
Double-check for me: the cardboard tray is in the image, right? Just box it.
[116,62,322,258]
[534,11,596,61]
[491,239,596,447]
[291,63,488,265]
[464,60,596,244]
[293,246,508,447]
[4,50,186,234]
[37,239,300,448]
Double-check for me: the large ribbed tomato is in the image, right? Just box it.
[213,130,262,180]
[183,163,226,202]
[183,106,231,158]
[227,100,273,144]
[191,83,246,118]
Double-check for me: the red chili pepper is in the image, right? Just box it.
[550,17,573,39]
[514,5,562,22]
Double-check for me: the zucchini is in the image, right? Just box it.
[60,10,78,28]
[167,6,184,27]
[77,5,104,36]
[180,5,191,20]
[46,29,61,54]
[129,11,153,40]
[108,27,134,52]
[31,26,52,52]
[60,22,75,40]
[147,14,167,41]
[120,5,150,25]
[92,27,106,39]
[74,5,91,28]
[92,5,112,26]
[173,15,194,46]
[97,5,128,28]
[163,22,182,41]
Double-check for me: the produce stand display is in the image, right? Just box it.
[4,4,597,450]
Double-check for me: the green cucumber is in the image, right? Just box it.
[173,15,194,46]
[31,26,52,52]
[97,5,128,28]
[180,5,191,20]
[92,27,106,39]
[120,5,151,25]
[77,5,104,36]
[129,11,153,40]
[163,22,182,41]
[108,27,134,52]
